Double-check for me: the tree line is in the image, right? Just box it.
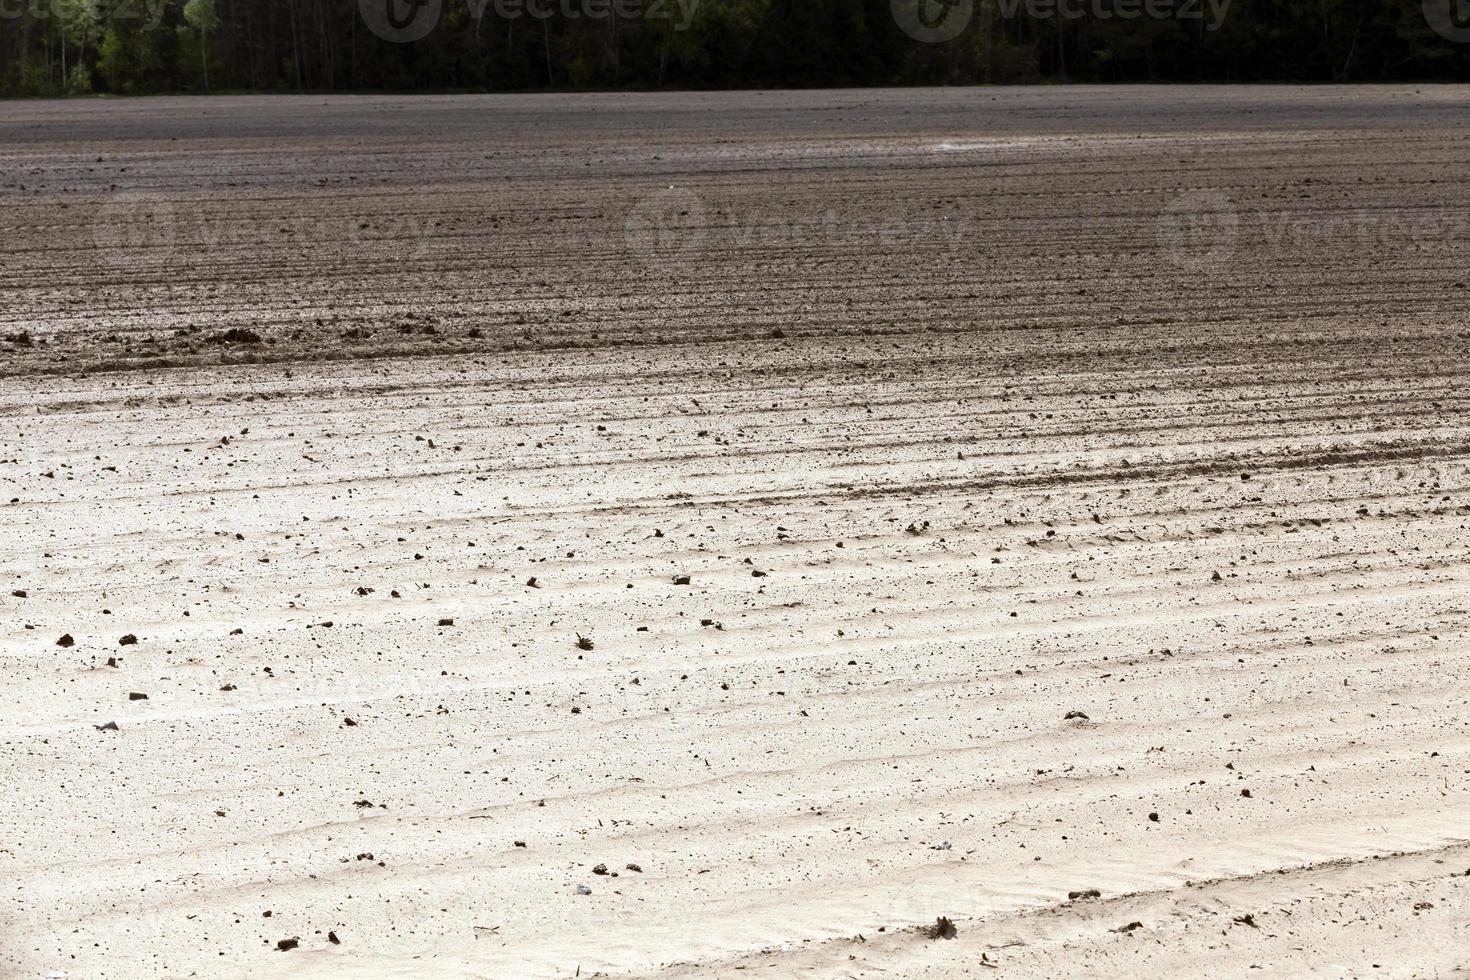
[1,0,1467,97]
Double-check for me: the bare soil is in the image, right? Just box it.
[3,87,1470,978]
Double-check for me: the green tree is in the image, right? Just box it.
[96,4,180,94]
[57,0,101,92]
[96,24,135,91]
[183,0,219,90]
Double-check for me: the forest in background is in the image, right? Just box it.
[2,0,1468,97]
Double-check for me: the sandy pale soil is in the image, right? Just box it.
[3,87,1470,978]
